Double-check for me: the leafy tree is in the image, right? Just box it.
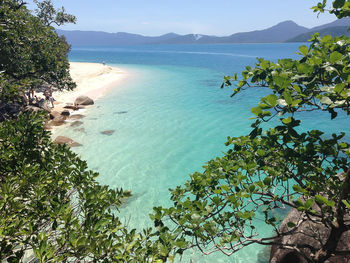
[0,113,163,262]
[0,1,166,262]
[153,1,350,262]
[0,0,76,102]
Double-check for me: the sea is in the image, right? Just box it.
[53,43,349,262]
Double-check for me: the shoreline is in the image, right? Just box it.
[49,62,127,135]
[55,62,127,105]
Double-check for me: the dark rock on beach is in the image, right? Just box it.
[74,95,94,106]
[61,110,70,116]
[101,130,115,135]
[54,136,82,147]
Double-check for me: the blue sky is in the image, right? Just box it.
[29,0,336,36]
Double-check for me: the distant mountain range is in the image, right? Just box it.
[57,18,350,45]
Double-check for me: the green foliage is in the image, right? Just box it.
[33,0,76,26]
[312,0,350,19]
[153,1,350,262]
[0,0,76,101]
[0,113,163,262]
[0,1,166,262]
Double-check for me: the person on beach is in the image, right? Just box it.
[26,87,34,100]
[44,90,55,108]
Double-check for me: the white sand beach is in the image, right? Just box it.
[55,62,127,104]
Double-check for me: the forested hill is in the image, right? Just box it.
[57,18,350,45]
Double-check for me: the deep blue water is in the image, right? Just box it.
[53,43,348,263]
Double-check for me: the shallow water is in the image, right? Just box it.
[54,44,349,262]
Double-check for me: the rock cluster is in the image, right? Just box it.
[46,96,94,128]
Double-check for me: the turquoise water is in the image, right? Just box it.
[54,44,349,262]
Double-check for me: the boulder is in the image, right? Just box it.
[270,208,350,263]
[54,136,82,147]
[49,110,61,119]
[74,96,94,106]
[101,130,115,135]
[61,110,70,116]
[49,115,67,126]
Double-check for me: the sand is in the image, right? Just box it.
[54,62,127,105]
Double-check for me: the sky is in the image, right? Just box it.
[28,0,336,36]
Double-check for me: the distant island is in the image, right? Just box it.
[57,18,350,45]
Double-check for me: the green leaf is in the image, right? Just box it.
[315,195,330,205]
[283,92,293,105]
[282,117,292,124]
[342,200,350,209]
[287,222,296,228]
[330,51,342,63]
[299,45,308,56]
[265,94,277,107]
[304,199,314,209]
[251,106,262,116]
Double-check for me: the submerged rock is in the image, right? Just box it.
[70,114,85,120]
[115,111,128,114]
[70,121,83,127]
[54,136,82,147]
[74,95,94,106]
[74,127,86,133]
[101,130,115,135]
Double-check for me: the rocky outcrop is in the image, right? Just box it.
[270,209,350,263]
[101,130,115,135]
[74,96,94,106]
[54,136,82,147]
